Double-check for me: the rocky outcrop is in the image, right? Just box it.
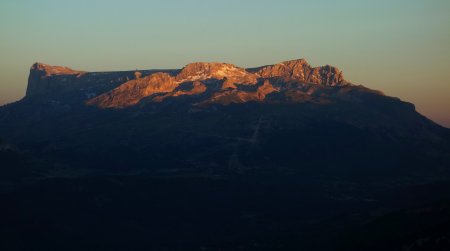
[255,59,348,86]
[26,63,85,97]
[176,62,258,90]
[257,80,278,99]
[31,62,84,77]
[176,62,257,84]
[86,73,177,108]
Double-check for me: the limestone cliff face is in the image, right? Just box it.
[26,63,85,97]
[255,59,348,86]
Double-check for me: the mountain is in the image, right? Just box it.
[1,59,450,251]
[3,58,448,166]
[24,59,349,108]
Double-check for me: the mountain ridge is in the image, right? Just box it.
[24,59,353,108]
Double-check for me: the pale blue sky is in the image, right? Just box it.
[1,0,449,126]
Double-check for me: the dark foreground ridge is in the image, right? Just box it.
[1,59,450,250]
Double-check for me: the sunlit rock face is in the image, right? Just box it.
[47,59,348,108]
[31,62,85,77]
[255,59,348,86]
[152,81,207,103]
[86,73,178,108]
[176,62,256,83]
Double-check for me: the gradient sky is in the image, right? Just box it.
[1,0,449,126]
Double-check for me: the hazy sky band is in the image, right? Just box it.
[0,0,449,126]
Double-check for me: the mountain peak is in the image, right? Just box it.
[26,63,85,97]
[176,62,252,82]
[30,62,84,77]
[281,58,310,66]
[256,59,348,86]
